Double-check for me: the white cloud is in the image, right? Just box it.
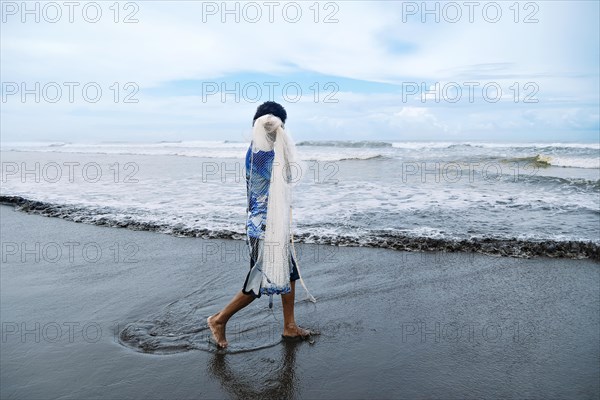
[1,1,598,142]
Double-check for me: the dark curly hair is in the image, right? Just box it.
[252,101,287,126]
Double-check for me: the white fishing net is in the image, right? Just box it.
[245,114,315,303]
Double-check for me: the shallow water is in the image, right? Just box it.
[117,287,314,354]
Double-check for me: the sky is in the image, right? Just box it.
[1,0,599,143]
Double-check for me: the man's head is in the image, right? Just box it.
[252,101,287,126]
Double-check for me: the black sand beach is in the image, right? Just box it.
[1,205,599,399]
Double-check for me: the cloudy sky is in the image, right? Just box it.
[1,0,598,143]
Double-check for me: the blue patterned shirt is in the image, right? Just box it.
[245,143,275,239]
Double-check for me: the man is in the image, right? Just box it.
[207,101,314,349]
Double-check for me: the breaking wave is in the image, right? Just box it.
[2,195,597,261]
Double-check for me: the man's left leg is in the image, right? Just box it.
[281,279,311,338]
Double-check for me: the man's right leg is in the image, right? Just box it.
[207,291,255,348]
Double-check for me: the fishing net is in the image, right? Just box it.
[244,114,316,306]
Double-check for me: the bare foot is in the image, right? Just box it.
[207,314,228,348]
[282,323,312,338]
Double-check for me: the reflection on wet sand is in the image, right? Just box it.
[208,340,302,399]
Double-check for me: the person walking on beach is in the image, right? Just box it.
[207,101,315,349]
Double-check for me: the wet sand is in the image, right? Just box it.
[1,205,599,399]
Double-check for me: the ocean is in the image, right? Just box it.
[1,140,598,259]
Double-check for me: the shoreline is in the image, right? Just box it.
[2,194,598,261]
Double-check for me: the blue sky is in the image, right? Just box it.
[1,0,598,143]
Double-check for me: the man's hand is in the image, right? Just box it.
[256,114,283,133]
